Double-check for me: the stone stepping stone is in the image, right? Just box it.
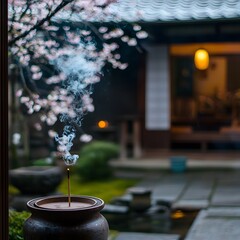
[135,175,188,203]
[180,181,214,200]
[115,232,180,240]
[151,183,187,202]
[185,209,240,240]
[173,199,209,210]
[207,207,240,217]
[211,185,240,206]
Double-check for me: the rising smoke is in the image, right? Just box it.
[54,42,103,165]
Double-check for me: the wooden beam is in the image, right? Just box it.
[170,43,240,56]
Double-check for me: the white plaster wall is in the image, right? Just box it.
[145,45,170,130]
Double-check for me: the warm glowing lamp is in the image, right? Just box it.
[97,120,109,129]
[171,210,185,219]
[194,49,209,70]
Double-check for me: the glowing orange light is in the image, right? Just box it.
[171,210,185,219]
[97,120,109,129]
[194,49,209,70]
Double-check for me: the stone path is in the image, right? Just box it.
[119,170,240,210]
[211,179,240,206]
[115,232,179,240]
[185,207,240,240]
[113,169,240,240]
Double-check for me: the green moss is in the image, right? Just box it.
[109,230,119,240]
[58,174,138,203]
[9,185,20,195]
[9,210,30,240]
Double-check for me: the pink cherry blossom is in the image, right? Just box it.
[8,0,148,164]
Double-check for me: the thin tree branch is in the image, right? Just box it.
[19,0,31,21]
[82,21,105,42]
[18,63,35,97]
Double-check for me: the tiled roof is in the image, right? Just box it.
[109,0,240,22]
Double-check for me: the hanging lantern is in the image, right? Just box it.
[97,120,109,129]
[194,49,209,70]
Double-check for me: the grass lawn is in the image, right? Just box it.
[9,174,139,204]
[58,174,139,203]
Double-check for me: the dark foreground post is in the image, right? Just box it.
[0,0,9,240]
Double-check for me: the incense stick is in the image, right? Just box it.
[67,167,71,207]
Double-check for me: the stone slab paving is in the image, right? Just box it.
[118,170,240,209]
[115,232,180,240]
[211,180,240,206]
[111,170,240,239]
[120,173,189,204]
[114,169,240,237]
[207,207,240,217]
[173,179,214,209]
[172,199,209,210]
[180,180,214,200]
[151,184,185,202]
[185,208,240,240]
[141,174,188,203]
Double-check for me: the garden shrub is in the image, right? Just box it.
[76,141,119,181]
[80,141,119,159]
[9,210,30,240]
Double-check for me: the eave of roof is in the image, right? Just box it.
[108,0,240,23]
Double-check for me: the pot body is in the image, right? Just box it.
[23,196,109,240]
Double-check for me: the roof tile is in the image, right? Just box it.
[109,0,240,22]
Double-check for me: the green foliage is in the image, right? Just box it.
[76,141,119,181]
[9,210,30,240]
[80,141,119,160]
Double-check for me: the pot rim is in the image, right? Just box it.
[10,166,62,175]
[27,195,104,213]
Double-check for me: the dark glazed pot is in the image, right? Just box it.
[23,195,109,240]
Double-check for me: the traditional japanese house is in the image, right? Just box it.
[86,0,240,157]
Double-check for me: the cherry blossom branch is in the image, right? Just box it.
[9,0,17,38]
[19,0,31,21]
[9,0,74,46]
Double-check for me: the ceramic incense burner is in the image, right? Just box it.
[23,195,109,240]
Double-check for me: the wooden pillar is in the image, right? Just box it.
[133,120,141,158]
[0,0,9,239]
[119,118,142,159]
[120,121,128,160]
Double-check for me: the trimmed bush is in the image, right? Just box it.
[9,210,30,240]
[76,141,119,181]
[80,141,119,159]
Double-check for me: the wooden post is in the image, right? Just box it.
[0,0,9,239]
[120,118,142,160]
[120,121,128,160]
[133,120,141,158]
